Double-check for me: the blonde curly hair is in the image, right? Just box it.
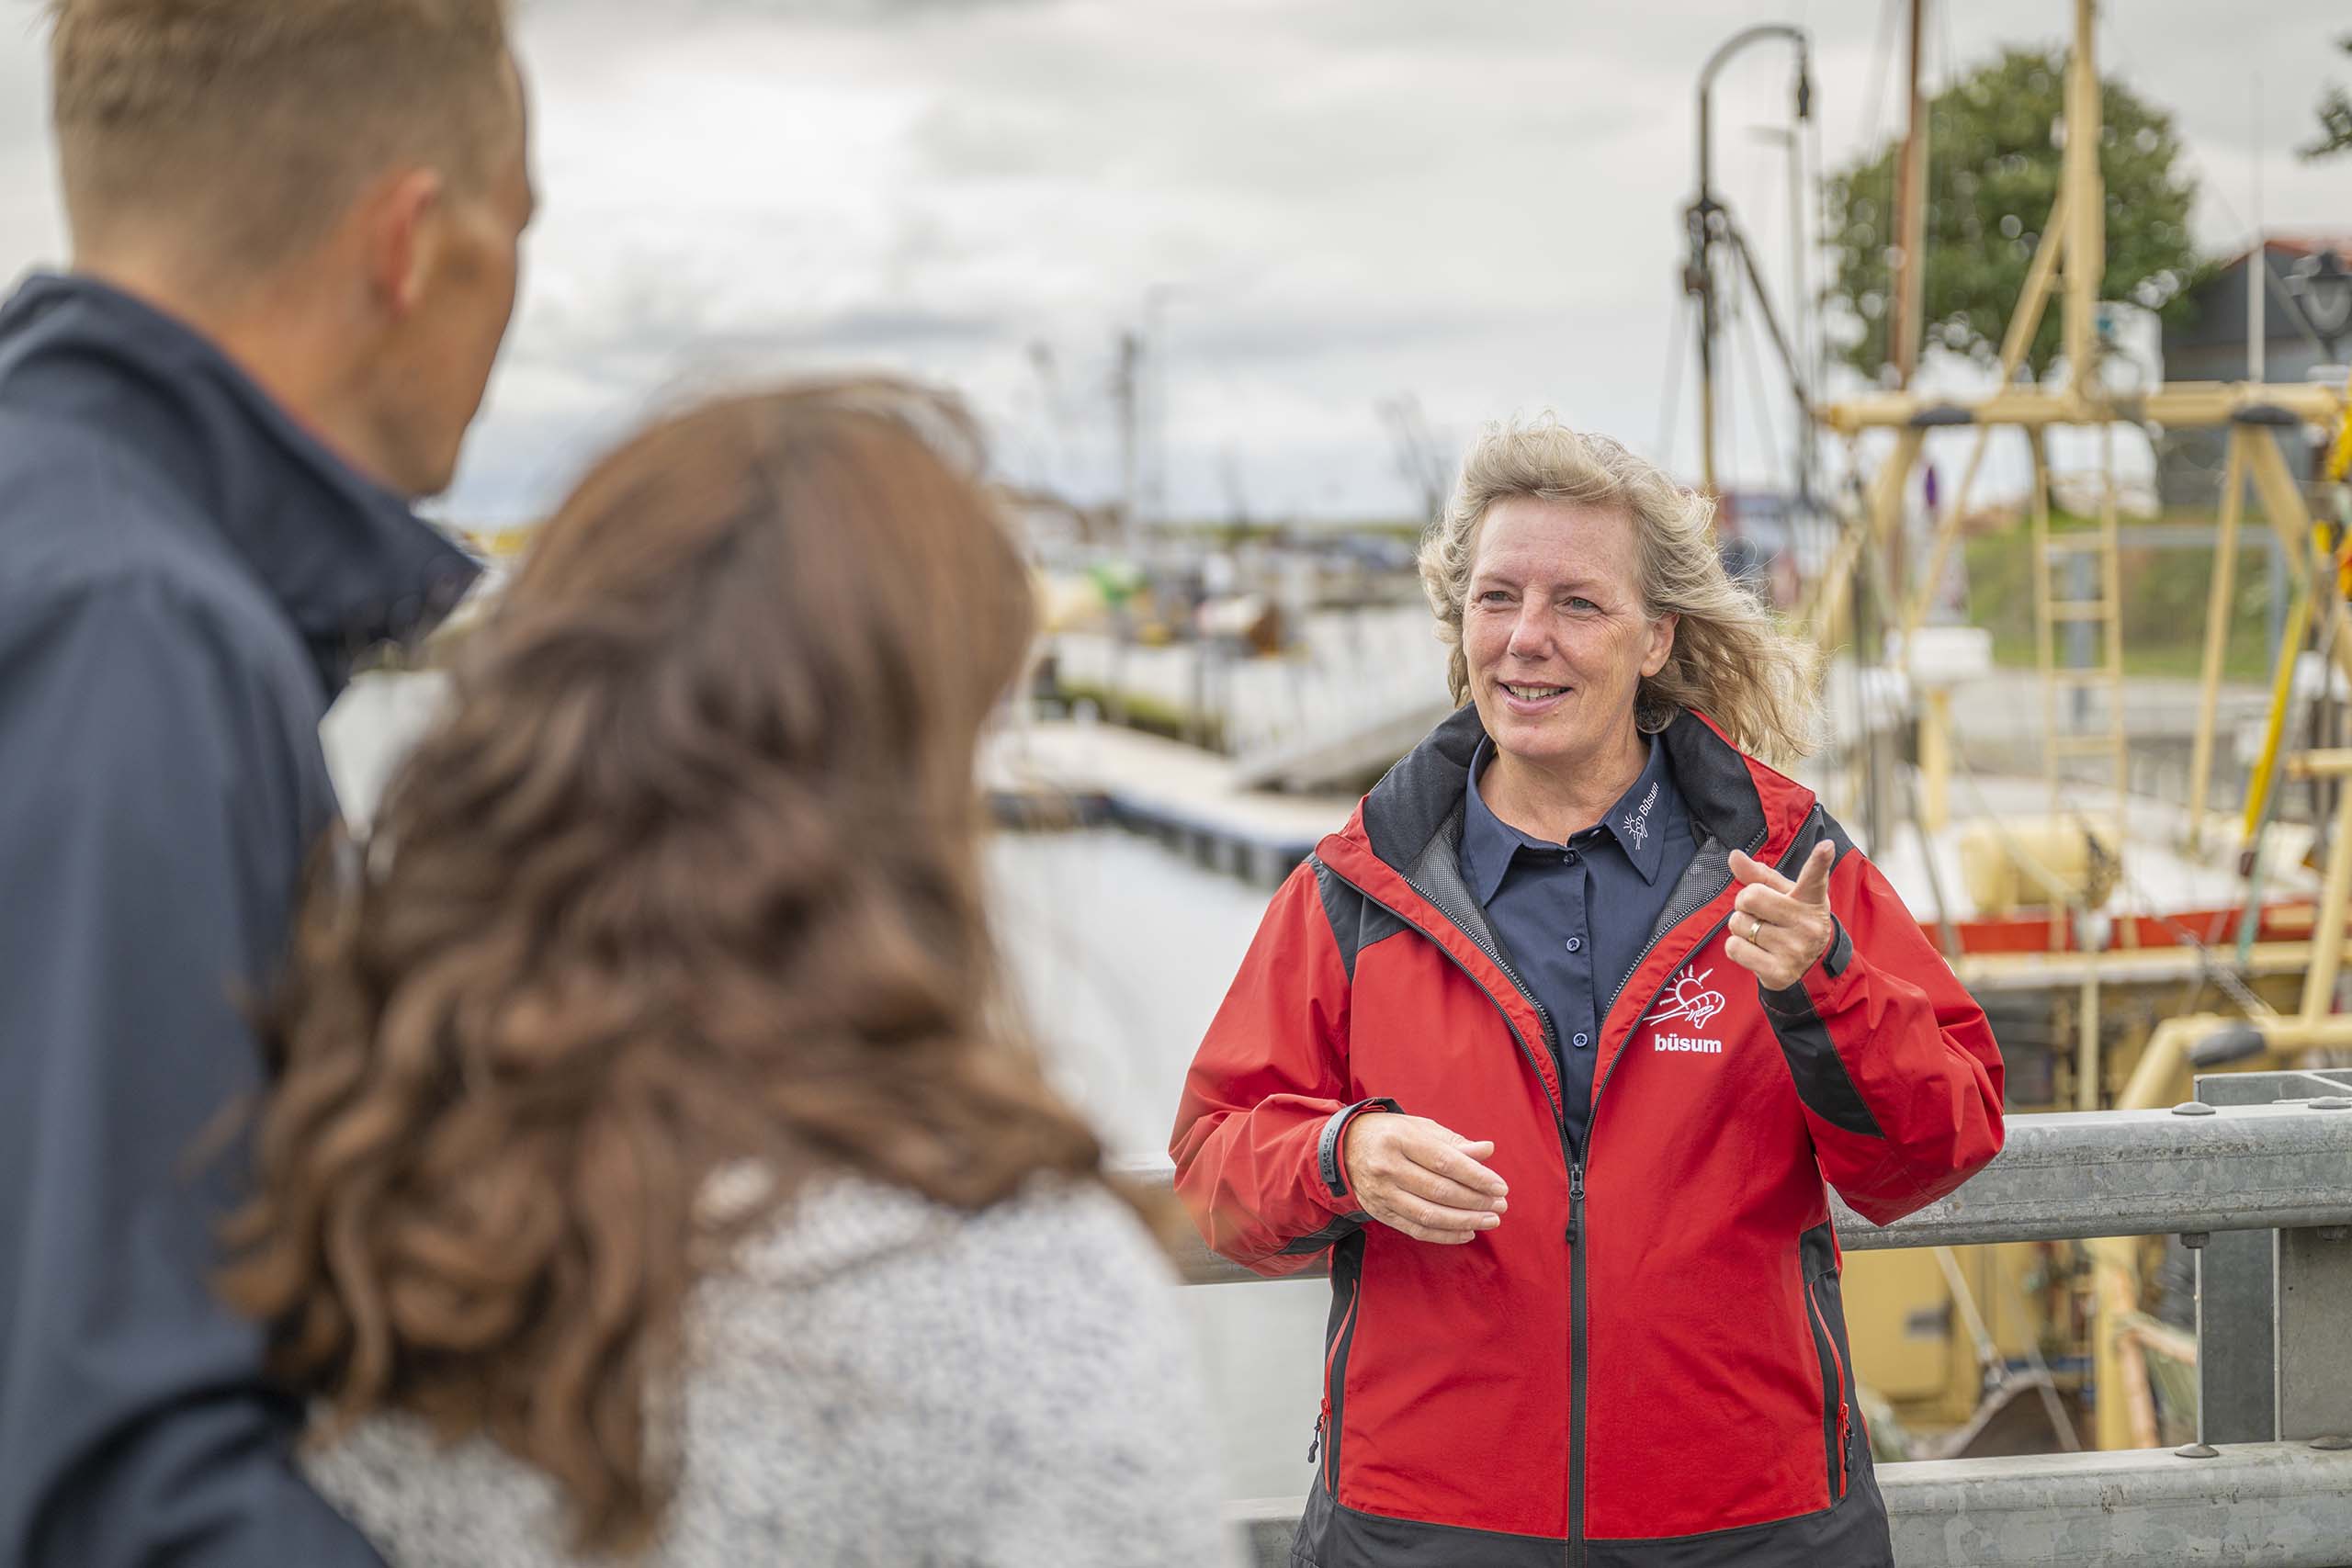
[1418,416,1822,765]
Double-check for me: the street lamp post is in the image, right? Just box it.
[1684,24,1812,498]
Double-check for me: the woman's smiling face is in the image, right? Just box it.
[1462,495,1676,773]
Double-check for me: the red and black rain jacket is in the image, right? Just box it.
[1171,706,2005,1568]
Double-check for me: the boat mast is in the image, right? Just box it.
[1892,0,1929,388]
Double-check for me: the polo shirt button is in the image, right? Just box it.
[1564,850,1579,864]
[1566,936,1583,953]
[1572,1032,1590,1049]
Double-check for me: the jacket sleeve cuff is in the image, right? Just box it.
[1762,917,1852,1017]
[1317,1098,1400,1207]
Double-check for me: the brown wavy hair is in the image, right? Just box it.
[219,380,1125,1554]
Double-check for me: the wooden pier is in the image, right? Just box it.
[983,719,1355,887]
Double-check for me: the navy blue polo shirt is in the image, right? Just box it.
[1461,735,1698,1160]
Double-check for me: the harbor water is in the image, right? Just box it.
[987,829,1327,1506]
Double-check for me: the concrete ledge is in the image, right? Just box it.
[1889,1439,2352,1567]
[1227,1441,2352,1567]
[1220,1498,1305,1568]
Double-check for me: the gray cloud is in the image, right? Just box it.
[5,0,2346,525]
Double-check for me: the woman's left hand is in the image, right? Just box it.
[1724,841,1836,992]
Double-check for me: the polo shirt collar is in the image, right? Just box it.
[1462,739,1537,905]
[1460,734,1675,902]
[1603,734,1675,886]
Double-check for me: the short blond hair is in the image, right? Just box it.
[1419,416,1823,765]
[48,0,514,279]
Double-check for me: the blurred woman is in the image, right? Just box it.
[220,381,1227,1566]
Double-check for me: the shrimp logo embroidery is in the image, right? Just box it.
[1645,963,1727,1055]
[1621,780,1660,852]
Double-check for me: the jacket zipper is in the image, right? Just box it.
[1316,863,1575,1529]
[1805,1274,1852,1500]
[1311,1280,1362,1490]
[1569,820,1771,1568]
[1330,809,1793,1563]
[1566,1159,1589,1557]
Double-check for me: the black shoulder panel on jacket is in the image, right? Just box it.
[1760,807,1883,1138]
[1311,858,1410,982]
[1659,711,1769,859]
[1814,808,1858,861]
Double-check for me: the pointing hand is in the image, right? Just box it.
[1724,840,1836,992]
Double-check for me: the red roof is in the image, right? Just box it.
[2222,233,2352,266]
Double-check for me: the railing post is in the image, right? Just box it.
[2193,1069,2352,1445]
[2193,1072,2289,1443]
[2276,1222,2352,1443]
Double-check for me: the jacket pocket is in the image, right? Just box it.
[1799,1222,1852,1503]
[1314,1235,1365,1497]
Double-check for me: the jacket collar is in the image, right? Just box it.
[1356,703,1789,882]
[0,272,480,697]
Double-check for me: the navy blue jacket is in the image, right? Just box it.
[0,273,477,1567]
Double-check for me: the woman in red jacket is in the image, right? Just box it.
[1171,419,2004,1568]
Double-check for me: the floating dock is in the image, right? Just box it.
[984,718,1354,886]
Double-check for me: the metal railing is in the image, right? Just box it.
[1151,1074,2352,1568]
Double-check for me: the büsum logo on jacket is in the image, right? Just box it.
[1644,962,1726,1028]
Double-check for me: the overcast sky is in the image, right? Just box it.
[3,0,2346,524]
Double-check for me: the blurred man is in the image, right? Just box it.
[0,3,534,1562]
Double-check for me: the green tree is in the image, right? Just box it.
[2306,37,2352,160]
[1824,48,2204,381]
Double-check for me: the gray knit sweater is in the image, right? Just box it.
[304,1176,1231,1567]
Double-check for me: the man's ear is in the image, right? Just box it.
[367,168,446,320]
[1643,611,1679,678]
